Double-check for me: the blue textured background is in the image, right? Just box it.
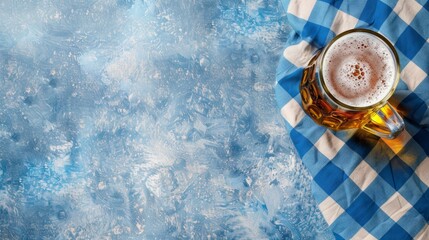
[0,1,332,239]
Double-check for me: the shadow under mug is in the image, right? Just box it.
[300,29,404,139]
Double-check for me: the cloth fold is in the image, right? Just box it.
[276,0,429,239]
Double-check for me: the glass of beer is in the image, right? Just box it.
[300,29,404,139]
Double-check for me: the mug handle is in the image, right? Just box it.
[361,102,405,139]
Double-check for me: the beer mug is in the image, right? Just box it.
[300,29,404,139]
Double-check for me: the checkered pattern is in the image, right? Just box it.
[276,0,429,239]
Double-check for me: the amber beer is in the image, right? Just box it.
[300,29,404,139]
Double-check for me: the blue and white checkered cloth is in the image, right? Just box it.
[276,0,429,239]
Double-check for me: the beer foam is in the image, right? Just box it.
[322,32,396,108]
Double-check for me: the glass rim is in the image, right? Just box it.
[319,28,401,110]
